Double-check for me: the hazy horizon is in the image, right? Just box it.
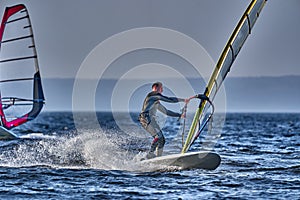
[39,76,300,113]
[41,74,300,80]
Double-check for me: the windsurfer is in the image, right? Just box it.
[139,82,193,159]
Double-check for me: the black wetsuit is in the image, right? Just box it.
[139,91,184,158]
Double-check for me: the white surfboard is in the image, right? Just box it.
[0,126,56,140]
[141,151,221,170]
[0,126,19,140]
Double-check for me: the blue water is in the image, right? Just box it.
[0,112,299,199]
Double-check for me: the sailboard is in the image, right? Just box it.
[142,0,267,170]
[0,4,45,139]
[141,151,221,170]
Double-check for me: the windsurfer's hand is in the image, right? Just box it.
[184,96,194,104]
[181,112,186,119]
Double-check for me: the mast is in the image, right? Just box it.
[182,0,267,153]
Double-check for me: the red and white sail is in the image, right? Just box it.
[0,4,44,130]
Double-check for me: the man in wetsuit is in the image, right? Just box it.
[139,82,193,159]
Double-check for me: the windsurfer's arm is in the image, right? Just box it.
[155,93,185,103]
[157,103,181,117]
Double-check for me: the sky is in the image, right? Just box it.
[1,0,299,79]
[0,0,300,112]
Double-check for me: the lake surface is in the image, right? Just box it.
[0,112,299,199]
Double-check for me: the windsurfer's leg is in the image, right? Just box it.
[148,131,165,156]
[145,119,162,158]
[149,136,159,155]
[156,131,165,157]
[148,131,165,158]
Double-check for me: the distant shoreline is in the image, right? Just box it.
[40,75,300,113]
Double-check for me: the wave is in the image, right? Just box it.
[0,129,177,172]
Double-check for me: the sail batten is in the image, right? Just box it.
[1,34,33,44]
[0,4,44,130]
[181,0,267,153]
[0,55,37,63]
[6,15,29,24]
[0,77,34,83]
